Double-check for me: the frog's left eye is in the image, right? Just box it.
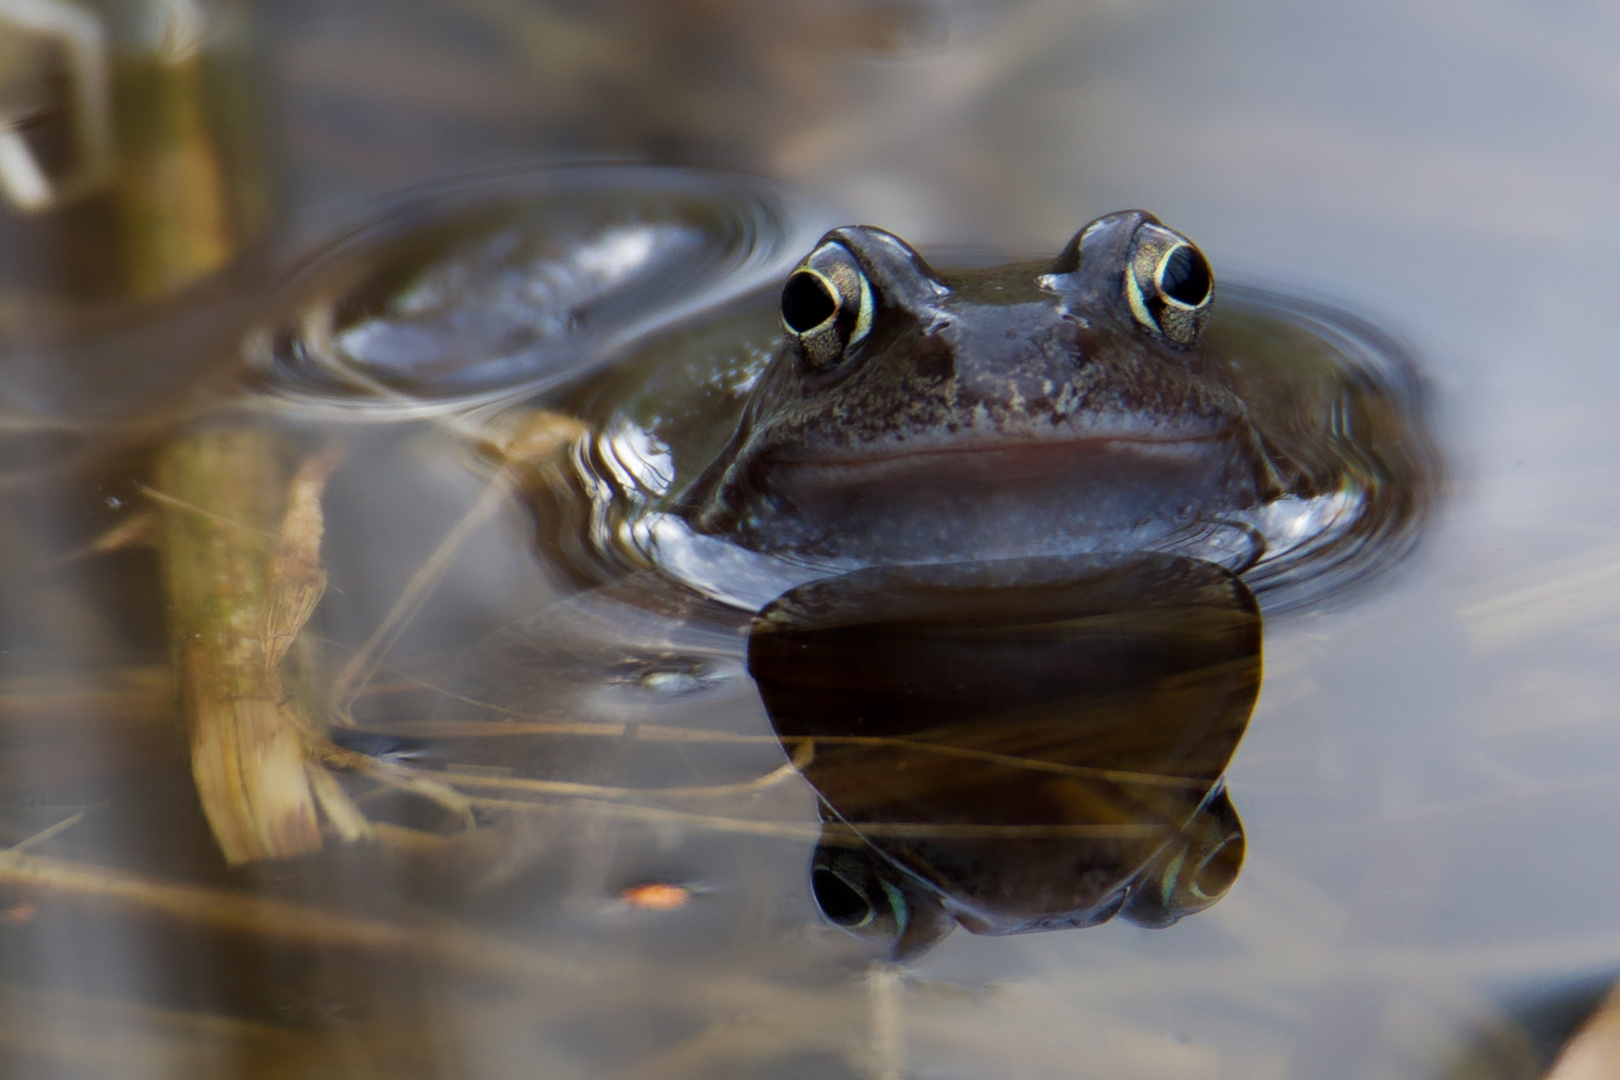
[781,243,875,375]
[1126,224,1214,347]
[811,845,904,936]
[810,843,954,959]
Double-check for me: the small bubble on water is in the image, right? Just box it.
[611,655,724,697]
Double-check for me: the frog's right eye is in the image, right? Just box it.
[781,243,875,375]
[811,850,900,934]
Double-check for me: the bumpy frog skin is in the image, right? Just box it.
[674,211,1300,567]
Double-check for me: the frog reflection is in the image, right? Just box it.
[305,195,1430,960]
[747,552,1260,958]
[809,789,1244,958]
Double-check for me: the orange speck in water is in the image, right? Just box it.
[620,883,692,911]
[2,902,37,925]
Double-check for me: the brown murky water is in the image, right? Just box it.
[1,2,1617,1078]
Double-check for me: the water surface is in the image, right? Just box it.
[1,2,1617,1078]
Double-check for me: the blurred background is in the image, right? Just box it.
[3,1,1620,1077]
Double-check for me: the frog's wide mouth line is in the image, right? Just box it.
[765,430,1242,487]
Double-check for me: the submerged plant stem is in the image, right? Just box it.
[152,427,365,864]
[328,409,586,722]
[868,963,906,1080]
[1544,981,1620,1079]
[0,848,577,982]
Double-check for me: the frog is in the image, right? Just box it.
[294,191,1434,960]
[536,209,1434,614]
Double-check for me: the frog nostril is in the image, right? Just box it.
[782,271,838,333]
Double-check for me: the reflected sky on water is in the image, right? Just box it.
[3,1,1620,1077]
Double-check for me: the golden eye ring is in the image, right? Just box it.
[1125,224,1214,347]
[780,243,875,375]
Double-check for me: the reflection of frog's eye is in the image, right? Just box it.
[810,843,956,959]
[1126,223,1214,347]
[812,852,903,933]
[812,866,882,928]
[781,243,875,375]
[1120,786,1245,928]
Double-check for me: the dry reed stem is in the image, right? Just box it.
[155,428,323,864]
[326,476,514,723]
[437,750,809,803]
[327,409,587,723]
[0,982,321,1079]
[262,451,342,675]
[0,847,581,982]
[153,429,374,864]
[9,812,87,854]
[304,762,373,843]
[466,795,830,842]
[375,715,1210,789]
[50,511,157,567]
[1543,981,1620,1079]
[460,791,1172,846]
[867,963,906,1080]
[0,666,171,732]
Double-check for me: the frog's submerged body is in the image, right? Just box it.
[549,210,1432,613]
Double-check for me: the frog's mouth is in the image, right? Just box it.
[768,428,1245,490]
[713,424,1271,562]
[676,412,1279,565]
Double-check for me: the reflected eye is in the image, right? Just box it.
[809,843,956,959]
[1119,786,1245,928]
[1126,223,1214,347]
[812,866,882,928]
[811,846,906,938]
[1184,827,1244,902]
[781,242,875,375]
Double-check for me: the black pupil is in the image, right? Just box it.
[812,868,871,926]
[1159,245,1211,305]
[1193,834,1244,899]
[782,272,838,333]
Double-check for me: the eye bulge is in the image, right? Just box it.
[1126,222,1214,348]
[779,241,876,375]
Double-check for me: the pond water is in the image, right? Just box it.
[2,1,1619,1078]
